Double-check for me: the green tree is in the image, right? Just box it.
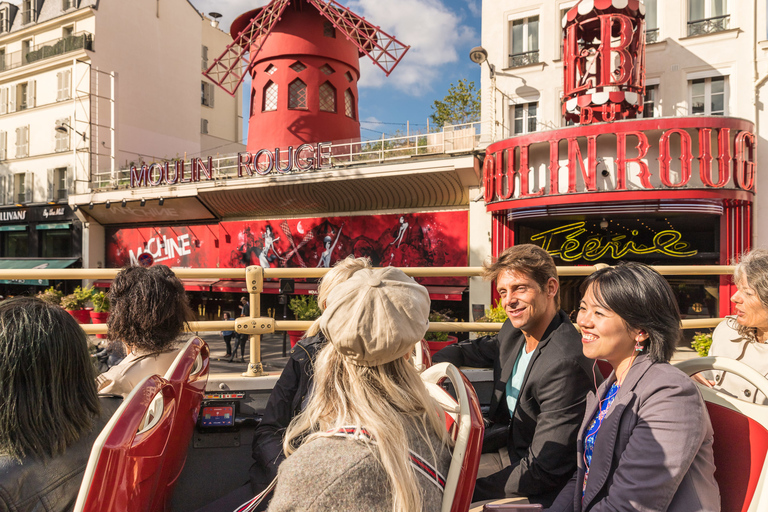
[429,79,481,129]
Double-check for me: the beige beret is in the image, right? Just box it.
[319,267,430,367]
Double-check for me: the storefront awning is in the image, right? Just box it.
[0,225,26,231]
[0,258,78,285]
[36,222,72,230]
[424,286,466,302]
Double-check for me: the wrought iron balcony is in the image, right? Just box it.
[646,28,659,43]
[687,15,729,37]
[0,31,92,72]
[508,50,539,68]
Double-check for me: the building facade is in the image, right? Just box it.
[477,0,763,322]
[0,0,242,288]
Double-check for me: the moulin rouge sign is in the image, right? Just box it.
[130,142,332,188]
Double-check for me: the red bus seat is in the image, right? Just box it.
[153,336,210,512]
[422,362,484,512]
[74,375,177,512]
[676,356,768,512]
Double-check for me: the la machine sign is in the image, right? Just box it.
[130,142,332,188]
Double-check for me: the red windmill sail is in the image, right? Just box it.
[203,0,410,97]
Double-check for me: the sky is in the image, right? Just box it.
[189,0,482,141]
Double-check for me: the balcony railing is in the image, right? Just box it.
[91,121,489,190]
[0,31,92,72]
[509,50,539,68]
[687,15,730,37]
[646,28,659,43]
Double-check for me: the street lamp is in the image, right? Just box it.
[469,46,498,141]
[55,121,87,142]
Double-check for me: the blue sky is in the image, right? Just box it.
[190,0,482,141]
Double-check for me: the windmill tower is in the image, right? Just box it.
[204,0,409,152]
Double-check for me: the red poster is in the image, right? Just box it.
[106,225,218,268]
[220,211,468,284]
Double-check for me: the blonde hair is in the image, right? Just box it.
[283,344,452,512]
[305,256,372,337]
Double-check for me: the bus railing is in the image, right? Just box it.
[0,264,733,376]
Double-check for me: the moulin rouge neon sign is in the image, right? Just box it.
[130,142,332,188]
[531,222,698,262]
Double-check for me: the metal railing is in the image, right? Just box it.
[0,263,734,377]
[509,50,539,68]
[0,31,92,72]
[687,15,730,37]
[90,121,487,191]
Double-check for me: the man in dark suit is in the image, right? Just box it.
[433,244,599,506]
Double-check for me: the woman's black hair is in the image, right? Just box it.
[107,264,194,352]
[0,297,101,459]
[580,262,681,363]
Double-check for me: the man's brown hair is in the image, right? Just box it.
[483,244,560,307]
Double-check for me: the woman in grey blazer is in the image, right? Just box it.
[547,262,720,512]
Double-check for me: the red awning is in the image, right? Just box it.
[425,286,466,301]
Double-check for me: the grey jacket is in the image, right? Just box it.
[0,395,122,512]
[267,426,450,512]
[548,355,720,512]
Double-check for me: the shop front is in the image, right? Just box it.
[483,116,754,323]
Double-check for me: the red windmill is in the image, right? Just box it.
[204,0,410,153]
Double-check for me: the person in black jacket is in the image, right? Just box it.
[433,244,599,507]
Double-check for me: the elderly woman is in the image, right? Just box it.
[547,262,719,512]
[267,267,452,512]
[695,249,768,403]
[96,264,195,397]
[0,298,122,512]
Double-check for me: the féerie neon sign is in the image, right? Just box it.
[530,222,698,262]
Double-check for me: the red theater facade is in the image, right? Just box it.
[484,115,754,319]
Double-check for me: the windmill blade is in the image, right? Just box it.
[308,0,410,76]
[203,0,291,97]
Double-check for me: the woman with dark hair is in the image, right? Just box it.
[0,297,122,511]
[547,262,720,512]
[694,249,768,403]
[96,264,195,397]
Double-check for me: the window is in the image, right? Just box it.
[319,82,336,113]
[645,0,658,42]
[265,64,276,75]
[289,61,307,73]
[21,39,32,65]
[509,16,539,68]
[0,8,7,33]
[320,64,335,75]
[690,76,726,116]
[2,231,28,257]
[512,102,538,135]
[48,167,68,202]
[0,130,6,160]
[15,126,28,158]
[22,0,35,24]
[0,48,5,71]
[344,89,355,119]
[202,45,208,71]
[14,172,31,203]
[16,80,34,110]
[201,81,214,107]
[55,118,69,152]
[688,0,728,36]
[288,79,307,109]
[263,81,277,111]
[62,0,74,11]
[0,88,6,114]
[201,118,209,134]
[345,71,353,82]
[63,26,74,38]
[323,21,336,38]
[57,70,71,101]
[643,84,658,118]
[40,229,71,258]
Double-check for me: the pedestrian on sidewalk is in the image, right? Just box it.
[229,325,247,363]
[221,312,234,358]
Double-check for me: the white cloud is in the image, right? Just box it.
[190,0,476,97]
[465,0,481,18]
[347,0,476,96]
[361,116,382,124]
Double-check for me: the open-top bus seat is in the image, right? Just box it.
[422,362,484,512]
[414,339,433,372]
[74,374,177,512]
[153,336,210,511]
[675,357,768,512]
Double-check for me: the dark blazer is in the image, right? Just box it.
[433,310,598,505]
[547,355,720,512]
[250,334,326,493]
